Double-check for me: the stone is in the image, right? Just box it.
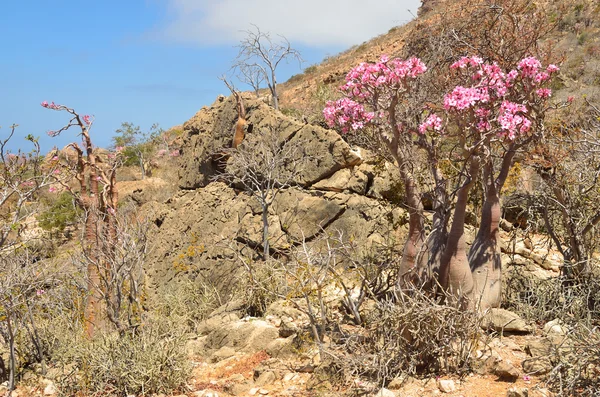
[494,360,520,381]
[522,357,553,375]
[481,308,532,333]
[210,346,236,363]
[255,370,277,386]
[375,388,396,397]
[437,379,456,393]
[43,381,57,396]
[526,338,553,357]
[265,336,296,358]
[543,319,566,336]
[507,387,529,397]
[274,190,343,241]
[194,391,219,397]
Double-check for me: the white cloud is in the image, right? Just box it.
[156,0,421,48]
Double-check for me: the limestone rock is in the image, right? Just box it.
[507,387,529,397]
[255,370,277,386]
[274,190,343,241]
[178,94,362,190]
[375,388,396,397]
[494,360,520,381]
[210,346,236,363]
[522,357,553,375]
[437,379,456,393]
[43,381,57,396]
[481,308,533,333]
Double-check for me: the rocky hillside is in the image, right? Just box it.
[139,93,409,293]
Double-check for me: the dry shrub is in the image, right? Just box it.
[546,324,600,396]
[153,278,224,332]
[503,266,600,326]
[503,267,600,396]
[334,288,484,386]
[55,314,190,396]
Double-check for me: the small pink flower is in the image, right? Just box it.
[48,186,57,193]
[115,146,124,152]
[107,207,116,215]
[170,150,180,157]
[41,101,48,107]
[82,115,91,125]
[52,156,59,161]
[567,96,575,103]
[523,375,531,381]
[36,289,45,296]
[53,169,61,174]
[96,176,103,181]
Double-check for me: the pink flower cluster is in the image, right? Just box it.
[82,115,91,125]
[419,114,443,134]
[444,55,558,140]
[497,101,531,139]
[323,98,375,133]
[41,101,59,109]
[444,86,490,110]
[340,55,427,100]
[450,56,484,69]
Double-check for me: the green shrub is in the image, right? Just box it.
[38,192,80,233]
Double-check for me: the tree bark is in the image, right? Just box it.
[440,156,479,305]
[469,160,503,309]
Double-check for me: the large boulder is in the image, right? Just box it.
[177,94,362,190]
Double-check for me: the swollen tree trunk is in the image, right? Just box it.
[439,156,479,304]
[419,153,450,284]
[397,166,426,285]
[468,147,513,310]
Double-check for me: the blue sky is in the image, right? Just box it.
[1,0,420,152]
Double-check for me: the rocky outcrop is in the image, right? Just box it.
[140,94,411,291]
[177,94,362,190]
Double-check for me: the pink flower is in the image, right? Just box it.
[41,101,48,107]
[518,57,542,78]
[523,375,531,381]
[53,169,61,174]
[52,156,59,161]
[170,150,180,157]
[419,114,443,134]
[47,130,59,137]
[546,64,559,73]
[96,176,103,181]
[115,146,124,152]
[567,96,575,103]
[82,115,91,125]
[36,289,45,296]
[536,88,552,98]
[48,186,57,193]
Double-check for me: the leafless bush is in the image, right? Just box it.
[0,248,61,389]
[546,324,600,396]
[335,288,484,387]
[54,313,190,396]
[153,278,223,332]
[503,266,600,326]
